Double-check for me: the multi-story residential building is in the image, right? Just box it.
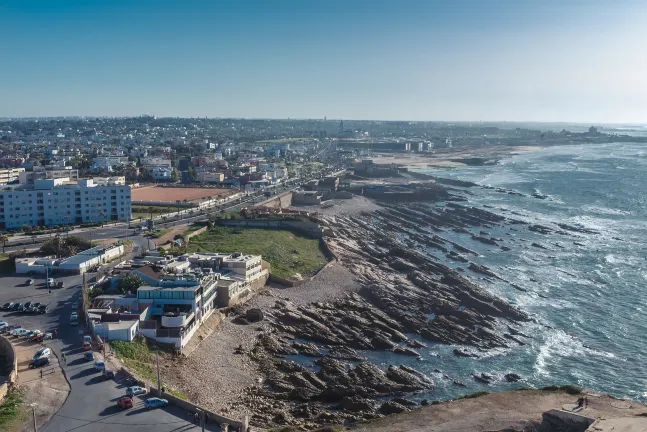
[151,165,172,181]
[142,157,171,167]
[92,156,130,171]
[196,171,224,183]
[0,168,25,184]
[19,167,79,185]
[92,176,126,186]
[0,178,132,229]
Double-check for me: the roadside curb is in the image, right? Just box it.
[33,349,72,431]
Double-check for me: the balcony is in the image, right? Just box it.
[161,312,194,328]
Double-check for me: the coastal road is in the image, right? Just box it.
[0,274,219,432]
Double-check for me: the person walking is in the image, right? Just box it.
[61,352,66,365]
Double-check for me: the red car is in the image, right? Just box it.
[117,396,133,409]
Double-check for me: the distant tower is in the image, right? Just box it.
[339,120,344,134]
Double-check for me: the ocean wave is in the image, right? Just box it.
[583,205,632,216]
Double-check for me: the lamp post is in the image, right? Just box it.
[31,403,37,432]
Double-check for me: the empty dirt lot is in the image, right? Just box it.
[131,186,230,203]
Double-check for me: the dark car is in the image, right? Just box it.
[24,301,33,309]
[29,357,50,369]
[38,305,48,314]
[13,303,23,311]
[56,281,65,289]
[1,303,12,310]
[32,302,41,308]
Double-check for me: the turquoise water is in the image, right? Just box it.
[370,142,647,402]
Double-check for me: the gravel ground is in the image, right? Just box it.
[291,195,381,217]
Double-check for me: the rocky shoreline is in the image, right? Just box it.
[225,178,584,429]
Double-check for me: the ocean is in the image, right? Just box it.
[363,142,647,402]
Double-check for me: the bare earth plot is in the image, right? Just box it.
[131,187,230,203]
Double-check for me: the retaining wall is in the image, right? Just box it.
[186,226,208,240]
[258,190,293,208]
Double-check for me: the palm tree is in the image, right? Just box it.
[0,235,8,253]
[148,206,155,220]
[175,200,181,216]
[99,211,106,228]
[183,199,188,215]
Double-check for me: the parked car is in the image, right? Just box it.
[25,330,41,338]
[12,328,28,337]
[82,341,92,351]
[94,361,105,372]
[32,334,45,342]
[33,347,51,360]
[0,322,7,330]
[32,302,41,309]
[29,357,50,369]
[13,303,23,311]
[103,369,115,380]
[1,302,13,310]
[71,302,79,309]
[83,335,92,344]
[46,278,54,287]
[126,386,146,397]
[42,332,52,340]
[38,305,48,314]
[144,398,168,410]
[26,279,34,285]
[116,396,133,409]
[24,301,33,309]
[56,281,65,289]
[69,313,79,326]
[84,351,94,362]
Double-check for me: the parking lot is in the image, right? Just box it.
[0,273,83,339]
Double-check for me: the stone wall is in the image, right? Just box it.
[0,335,17,404]
[185,226,208,240]
[219,219,322,238]
[258,190,293,208]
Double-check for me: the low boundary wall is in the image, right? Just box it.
[219,219,322,238]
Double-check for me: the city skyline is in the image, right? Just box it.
[1,0,645,123]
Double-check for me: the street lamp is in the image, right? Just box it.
[30,403,37,431]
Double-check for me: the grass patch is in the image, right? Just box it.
[132,205,180,220]
[168,226,329,280]
[541,385,582,395]
[0,253,14,274]
[457,391,490,400]
[0,389,28,431]
[110,337,187,400]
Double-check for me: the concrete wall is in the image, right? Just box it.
[185,226,208,240]
[542,409,596,431]
[259,190,293,208]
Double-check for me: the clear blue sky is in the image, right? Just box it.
[0,0,645,122]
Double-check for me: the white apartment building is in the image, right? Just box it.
[0,178,132,229]
[0,168,25,185]
[92,176,126,186]
[92,156,130,171]
[19,167,79,185]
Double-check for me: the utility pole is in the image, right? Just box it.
[31,404,37,432]
[156,351,161,391]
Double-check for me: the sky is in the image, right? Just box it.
[0,0,646,123]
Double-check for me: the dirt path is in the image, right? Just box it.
[13,339,69,432]
[349,390,647,432]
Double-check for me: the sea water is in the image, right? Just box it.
[363,142,647,402]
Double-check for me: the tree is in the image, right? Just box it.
[0,235,7,253]
[116,274,144,295]
[157,247,168,257]
[148,207,155,220]
[40,236,91,258]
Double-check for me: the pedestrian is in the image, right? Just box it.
[584,396,589,408]
[53,329,57,338]
[61,352,66,365]
[194,412,199,425]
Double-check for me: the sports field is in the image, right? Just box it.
[131,186,230,202]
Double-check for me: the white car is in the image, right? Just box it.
[33,347,51,360]
[46,278,55,287]
[0,322,8,329]
[12,328,28,337]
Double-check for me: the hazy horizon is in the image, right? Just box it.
[1,0,645,123]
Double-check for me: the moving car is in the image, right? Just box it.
[29,357,50,369]
[144,398,168,410]
[116,396,133,409]
[33,347,51,360]
[94,361,105,372]
[126,386,146,397]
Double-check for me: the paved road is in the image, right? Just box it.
[0,275,219,431]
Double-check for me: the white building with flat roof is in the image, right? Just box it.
[0,178,132,229]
